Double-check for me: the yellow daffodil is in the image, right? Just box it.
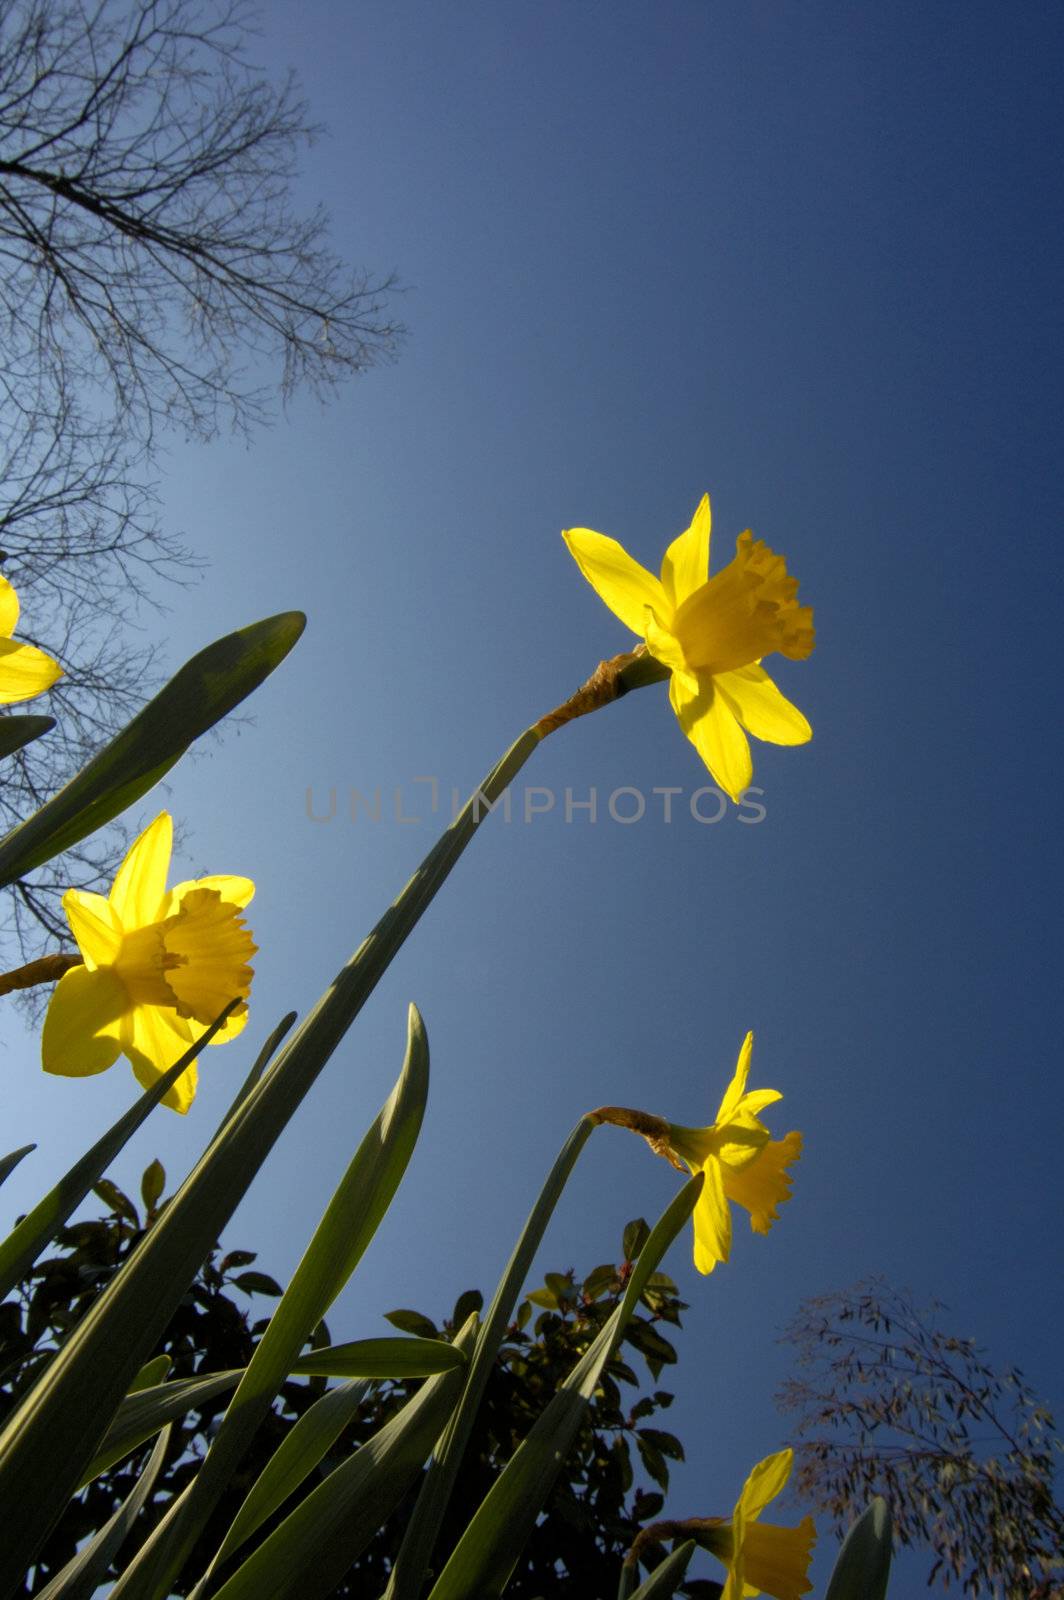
[0,574,62,704]
[42,812,255,1112]
[563,495,814,800]
[700,1449,816,1600]
[666,1032,802,1275]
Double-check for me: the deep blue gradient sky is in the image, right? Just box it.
[4,2,1062,1590]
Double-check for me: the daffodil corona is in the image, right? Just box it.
[563,495,814,800]
[700,1449,816,1600]
[0,574,62,705]
[42,813,256,1112]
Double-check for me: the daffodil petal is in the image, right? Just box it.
[692,1156,731,1274]
[716,1031,754,1121]
[122,1005,197,1113]
[670,672,753,802]
[737,1450,794,1522]
[563,527,669,636]
[0,575,19,636]
[163,874,255,914]
[0,637,63,704]
[715,1109,771,1169]
[644,608,689,674]
[42,966,126,1078]
[110,813,173,926]
[715,664,812,746]
[660,494,711,609]
[62,889,123,969]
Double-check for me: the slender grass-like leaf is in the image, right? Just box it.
[618,1541,696,1600]
[82,1339,457,1491]
[824,1497,893,1600]
[0,1144,35,1189]
[289,1337,465,1380]
[207,1316,478,1600]
[384,1115,597,1600]
[206,1380,370,1569]
[0,612,304,885]
[79,1374,242,1487]
[0,714,54,760]
[426,1175,703,1600]
[35,1427,173,1600]
[0,1005,238,1305]
[107,1005,430,1600]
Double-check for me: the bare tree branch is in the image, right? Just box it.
[0,0,400,968]
[776,1279,1064,1599]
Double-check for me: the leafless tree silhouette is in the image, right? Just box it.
[0,0,401,962]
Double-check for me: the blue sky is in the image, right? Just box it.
[3,1,1062,1591]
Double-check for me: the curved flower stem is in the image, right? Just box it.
[0,951,80,997]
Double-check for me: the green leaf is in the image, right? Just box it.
[0,1144,35,1190]
[140,1160,166,1215]
[636,1435,669,1490]
[0,714,54,760]
[209,1381,371,1567]
[583,1263,619,1300]
[527,1287,558,1309]
[80,1373,242,1486]
[231,1271,284,1297]
[206,1316,477,1600]
[636,1427,684,1461]
[451,1288,483,1327]
[290,1337,465,1380]
[618,1541,696,1600]
[824,1496,893,1600]
[106,1005,431,1600]
[425,1175,703,1600]
[383,1309,439,1340]
[35,1426,173,1600]
[92,1178,139,1227]
[0,611,304,885]
[127,1356,172,1395]
[623,1219,650,1260]
[219,1250,257,1273]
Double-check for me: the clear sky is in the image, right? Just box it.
[3,1,1062,1592]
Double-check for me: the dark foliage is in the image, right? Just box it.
[1,1171,712,1597]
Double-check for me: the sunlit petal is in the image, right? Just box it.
[62,890,123,969]
[0,575,19,637]
[123,1006,197,1114]
[691,1155,732,1274]
[644,608,689,674]
[0,637,63,704]
[42,966,127,1078]
[716,664,812,746]
[737,1449,793,1522]
[563,527,669,635]
[110,813,173,925]
[716,1031,755,1121]
[670,672,753,802]
[741,1517,816,1599]
[660,493,711,609]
